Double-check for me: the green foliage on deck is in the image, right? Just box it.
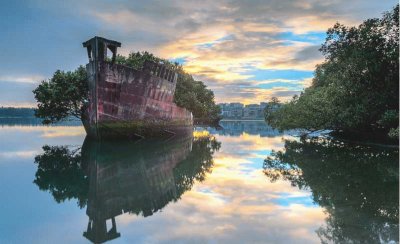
[33,66,88,124]
[33,51,220,124]
[115,51,221,123]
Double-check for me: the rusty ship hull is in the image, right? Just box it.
[82,37,193,139]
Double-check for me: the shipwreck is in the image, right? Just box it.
[82,36,193,139]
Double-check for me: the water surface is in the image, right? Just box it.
[0,120,398,243]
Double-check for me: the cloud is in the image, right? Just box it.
[0,81,37,107]
[295,45,322,61]
[0,75,45,84]
[0,0,396,105]
[209,76,313,103]
[0,150,38,160]
[88,0,394,84]
[116,133,327,243]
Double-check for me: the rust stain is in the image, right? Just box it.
[82,36,193,139]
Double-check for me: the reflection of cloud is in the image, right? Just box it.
[40,127,86,138]
[116,133,326,243]
[0,126,86,166]
[0,126,86,141]
[217,133,293,155]
[192,130,210,138]
[0,124,330,242]
[0,126,85,138]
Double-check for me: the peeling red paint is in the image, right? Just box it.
[82,36,193,139]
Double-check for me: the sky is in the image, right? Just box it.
[0,0,396,107]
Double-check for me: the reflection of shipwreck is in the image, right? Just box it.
[82,36,193,139]
[33,133,220,243]
[82,136,193,243]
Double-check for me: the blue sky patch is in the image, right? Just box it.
[274,194,316,207]
[243,68,313,81]
[278,31,327,44]
[170,57,188,65]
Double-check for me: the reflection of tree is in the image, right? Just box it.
[34,145,88,208]
[263,138,399,244]
[33,134,220,243]
[174,135,221,197]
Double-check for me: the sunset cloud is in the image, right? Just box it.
[0,0,395,106]
[0,75,45,84]
[115,132,327,243]
[84,0,379,104]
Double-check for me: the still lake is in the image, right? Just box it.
[0,120,398,244]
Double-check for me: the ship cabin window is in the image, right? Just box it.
[106,45,117,63]
[86,45,93,61]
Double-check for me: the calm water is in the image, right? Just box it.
[0,120,398,244]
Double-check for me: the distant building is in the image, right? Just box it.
[243,104,260,119]
[219,103,244,119]
[218,102,278,120]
